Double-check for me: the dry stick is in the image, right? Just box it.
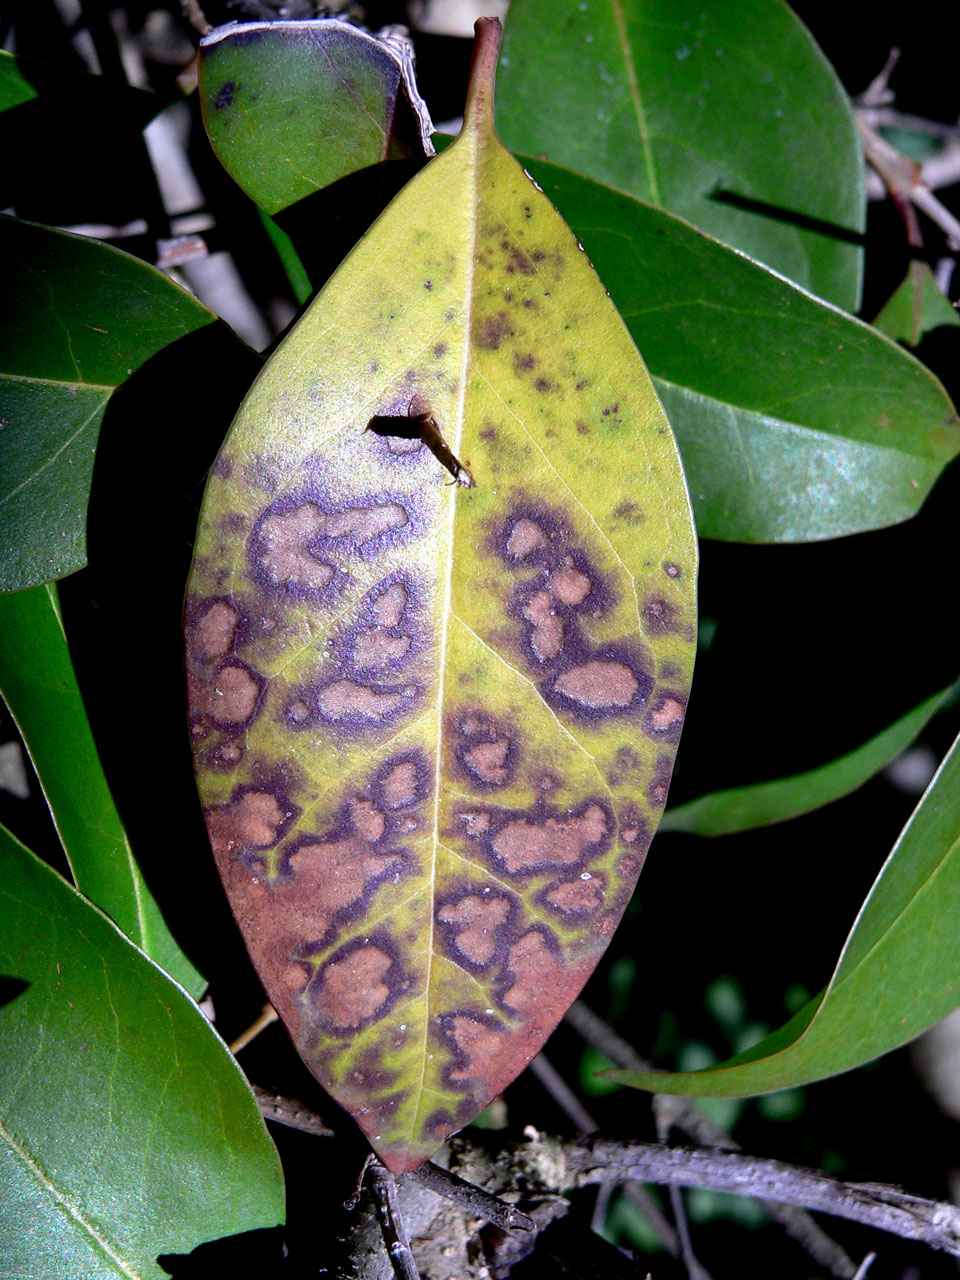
[655,1104,704,1280]
[565,1000,859,1280]
[250,1085,533,1234]
[857,116,960,248]
[248,1085,960,1260]
[229,1002,279,1054]
[530,1053,711,1280]
[367,1161,421,1280]
[568,1140,960,1257]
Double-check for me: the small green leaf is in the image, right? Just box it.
[522,161,960,542]
[186,19,697,1174]
[609,728,960,1096]
[873,259,960,348]
[0,50,38,112]
[0,583,204,997]
[0,218,217,591]
[497,0,865,310]
[0,825,284,1278]
[199,18,434,215]
[662,686,950,836]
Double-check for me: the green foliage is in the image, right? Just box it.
[1,0,959,1269]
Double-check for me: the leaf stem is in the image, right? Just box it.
[462,17,503,137]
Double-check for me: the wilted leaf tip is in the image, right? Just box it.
[463,17,502,136]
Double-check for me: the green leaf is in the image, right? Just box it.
[609,727,960,1096]
[0,218,216,592]
[185,19,697,1174]
[662,686,950,836]
[0,50,39,112]
[0,825,284,1278]
[497,0,865,310]
[873,260,960,348]
[199,18,434,215]
[0,583,204,997]
[521,160,960,542]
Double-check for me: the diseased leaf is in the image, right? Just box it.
[520,160,960,542]
[0,825,284,1278]
[873,260,960,348]
[199,18,434,216]
[185,19,696,1173]
[0,583,204,996]
[662,685,951,837]
[497,0,865,310]
[610,727,960,1097]
[0,217,216,591]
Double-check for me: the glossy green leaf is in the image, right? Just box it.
[873,260,960,348]
[0,218,216,591]
[199,18,434,216]
[662,685,950,837]
[0,825,284,1277]
[185,19,697,1173]
[520,160,960,542]
[610,728,960,1096]
[497,0,865,311]
[0,583,204,996]
[0,50,38,112]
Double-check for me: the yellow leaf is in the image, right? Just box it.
[185,18,697,1173]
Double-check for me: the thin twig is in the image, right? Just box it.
[568,1139,960,1258]
[412,1161,535,1234]
[368,1160,421,1280]
[251,1084,335,1138]
[851,1252,877,1280]
[566,1000,858,1279]
[656,1107,704,1280]
[857,116,960,249]
[180,0,211,35]
[229,1002,279,1054]
[530,1052,711,1278]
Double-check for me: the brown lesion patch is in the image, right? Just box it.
[257,506,336,589]
[502,928,563,1016]
[463,739,510,785]
[311,941,396,1033]
[378,756,425,809]
[437,891,511,965]
[189,599,241,663]
[542,876,605,917]
[204,661,262,726]
[205,787,296,859]
[370,581,407,628]
[506,517,547,560]
[313,503,408,544]
[522,589,563,661]
[457,810,492,837]
[643,593,680,636]
[548,561,592,606]
[316,679,418,725]
[647,755,674,808]
[554,659,639,710]
[645,693,685,737]
[442,1013,512,1086]
[474,310,514,350]
[612,500,645,525]
[352,630,412,671]
[454,712,516,789]
[491,801,608,873]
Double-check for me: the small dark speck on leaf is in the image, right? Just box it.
[214,81,236,110]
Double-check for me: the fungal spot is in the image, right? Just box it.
[316,679,416,724]
[548,562,591,606]
[206,662,261,725]
[612,500,644,524]
[643,594,680,636]
[446,1015,510,1084]
[313,944,393,1031]
[438,894,510,964]
[206,789,291,857]
[214,80,235,110]
[287,699,311,724]
[544,878,604,914]
[380,760,420,808]
[503,930,562,1015]
[475,311,513,350]
[458,811,491,837]
[506,518,547,559]
[648,695,685,733]
[313,503,407,543]
[514,352,536,371]
[213,454,234,479]
[352,630,412,671]
[257,507,336,588]
[663,561,682,578]
[576,421,590,434]
[491,803,607,872]
[533,377,553,393]
[503,244,535,275]
[220,512,246,534]
[349,797,386,843]
[463,739,511,785]
[618,854,643,879]
[601,403,620,417]
[434,343,447,357]
[554,660,639,710]
[522,590,563,661]
[370,582,407,628]
[575,379,588,391]
[647,757,673,808]
[192,600,240,662]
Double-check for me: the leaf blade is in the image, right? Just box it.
[186,19,696,1172]
[0,582,204,996]
[611,727,960,1096]
[497,0,865,309]
[0,825,284,1278]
